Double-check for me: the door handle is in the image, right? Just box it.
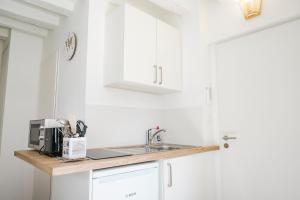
[167,162,172,187]
[153,65,157,84]
[159,66,163,85]
[222,135,237,141]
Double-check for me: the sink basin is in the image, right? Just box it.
[111,144,194,155]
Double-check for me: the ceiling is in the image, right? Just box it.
[0,0,77,37]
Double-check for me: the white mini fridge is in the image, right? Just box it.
[92,162,159,200]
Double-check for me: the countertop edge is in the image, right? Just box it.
[15,145,220,176]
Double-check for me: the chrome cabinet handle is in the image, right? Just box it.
[159,66,163,85]
[153,65,157,84]
[167,162,172,187]
[222,135,237,141]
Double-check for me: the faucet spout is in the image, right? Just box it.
[152,129,166,138]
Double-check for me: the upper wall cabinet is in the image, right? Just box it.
[104,3,182,94]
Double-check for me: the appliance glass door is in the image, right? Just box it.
[92,167,159,200]
[29,124,41,145]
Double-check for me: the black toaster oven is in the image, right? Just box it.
[28,119,64,156]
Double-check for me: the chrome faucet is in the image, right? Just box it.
[146,127,167,146]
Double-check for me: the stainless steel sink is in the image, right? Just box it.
[149,145,181,151]
[110,144,195,155]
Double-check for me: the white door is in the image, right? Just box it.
[157,20,181,90]
[123,4,157,86]
[215,19,300,200]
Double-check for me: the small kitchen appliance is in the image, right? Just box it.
[28,119,65,156]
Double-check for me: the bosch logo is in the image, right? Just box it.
[125,192,137,198]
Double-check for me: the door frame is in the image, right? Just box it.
[209,14,300,200]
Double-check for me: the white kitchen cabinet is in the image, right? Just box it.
[104,3,182,94]
[161,153,216,200]
[157,20,182,91]
[123,4,157,87]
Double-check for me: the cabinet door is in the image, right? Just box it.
[157,20,182,91]
[162,154,214,200]
[123,4,157,86]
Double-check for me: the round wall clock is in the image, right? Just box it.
[64,32,77,61]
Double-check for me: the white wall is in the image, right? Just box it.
[162,0,300,147]
[0,40,4,149]
[196,1,300,200]
[204,0,300,42]
[159,0,300,147]
[84,0,217,148]
[85,0,165,148]
[0,29,43,200]
[32,2,90,200]
[0,40,3,72]
[42,0,89,122]
[37,51,59,118]
[40,0,213,149]
[39,0,164,148]
[182,0,300,146]
[161,0,214,146]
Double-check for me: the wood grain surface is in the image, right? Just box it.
[14,144,219,176]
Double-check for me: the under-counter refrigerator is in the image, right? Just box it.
[92,162,159,200]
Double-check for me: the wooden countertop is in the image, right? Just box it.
[14,144,219,176]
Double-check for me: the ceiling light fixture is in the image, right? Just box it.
[239,0,262,20]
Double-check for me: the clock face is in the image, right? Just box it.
[64,32,77,60]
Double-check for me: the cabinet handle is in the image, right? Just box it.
[153,65,157,84]
[159,66,163,85]
[167,162,173,187]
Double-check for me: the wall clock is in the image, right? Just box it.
[64,32,77,61]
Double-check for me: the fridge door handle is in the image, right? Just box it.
[159,66,163,85]
[167,162,173,187]
[153,65,158,84]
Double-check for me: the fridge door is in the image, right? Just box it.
[92,163,159,200]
